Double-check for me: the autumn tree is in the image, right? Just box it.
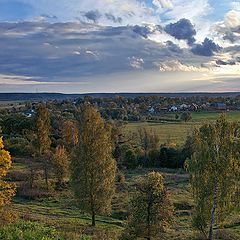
[186,115,240,240]
[0,137,16,212]
[71,103,116,226]
[52,145,69,187]
[180,112,192,122]
[125,172,173,240]
[62,120,78,151]
[35,103,51,188]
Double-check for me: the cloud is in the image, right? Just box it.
[129,57,144,69]
[14,0,159,26]
[84,10,102,23]
[0,21,227,93]
[216,59,236,66]
[163,0,211,22]
[154,60,208,72]
[164,18,196,45]
[191,38,221,56]
[105,13,122,23]
[213,10,240,44]
[224,10,240,29]
[152,0,173,10]
[132,25,154,38]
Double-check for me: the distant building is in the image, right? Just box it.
[169,106,178,112]
[211,102,227,110]
[180,104,188,110]
[23,109,35,118]
[148,107,155,114]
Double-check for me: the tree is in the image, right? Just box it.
[71,103,116,226]
[62,120,78,151]
[138,128,159,166]
[35,103,51,188]
[186,115,240,240]
[124,149,138,169]
[126,172,173,240]
[52,145,69,187]
[0,137,16,212]
[180,112,192,122]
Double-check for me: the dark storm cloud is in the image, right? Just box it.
[132,25,153,38]
[164,18,196,45]
[191,38,221,56]
[216,59,236,65]
[84,10,102,23]
[222,27,240,43]
[132,25,162,38]
[105,13,122,23]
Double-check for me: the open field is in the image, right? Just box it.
[8,161,240,240]
[0,101,26,110]
[125,111,240,145]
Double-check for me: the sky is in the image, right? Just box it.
[0,0,239,93]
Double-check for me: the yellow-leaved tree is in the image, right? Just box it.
[0,137,16,211]
[71,103,116,226]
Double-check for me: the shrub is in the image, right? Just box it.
[7,170,29,182]
[0,208,19,226]
[17,182,54,200]
[4,137,32,157]
[0,220,63,240]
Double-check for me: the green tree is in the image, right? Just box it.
[124,149,138,169]
[126,172,173,240]
[71,103,116,226]
[0,137,16,212]
[138,128,159,166]
[35,103,51,188]
[186,115,240,240]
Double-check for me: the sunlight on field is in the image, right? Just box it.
[125,111,240,145]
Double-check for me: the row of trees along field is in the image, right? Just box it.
[0,102,239,239]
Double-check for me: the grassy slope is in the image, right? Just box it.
[9,165,240,240]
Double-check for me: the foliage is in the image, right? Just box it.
[0,137,16,211]
[0,220,63,240]
[62,120,78,150]
[125,172,173,240]
[180,112,192,122]
[71,103,117,226]
[123,149,138,170]
[4,137,32,157]
[138,128,159,167]
[186,114,240,239]
[52,145,69,187]
[35,103,51,156]
[1,114,34,136]
[35,103,52,188]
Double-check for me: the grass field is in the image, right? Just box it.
[125,111,240,145]
[0,101,25,110]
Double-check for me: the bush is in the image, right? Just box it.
[0,220,63,240]
[5,137,32,157]
[17,182,54,200]
[0,208,19,226]
[7,170,29,182]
